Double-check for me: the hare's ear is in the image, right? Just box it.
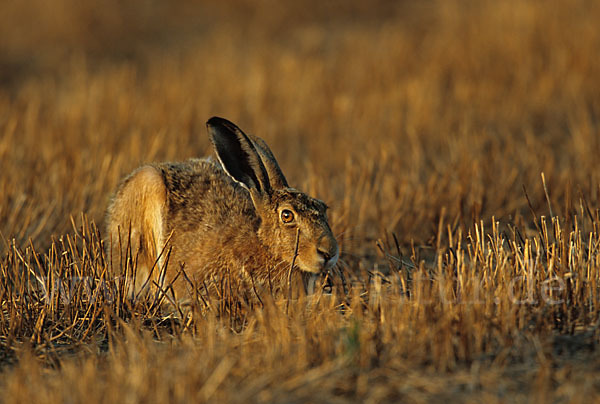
[249,135,289,190]
[207,117,272,196]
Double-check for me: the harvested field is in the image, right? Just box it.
[1,0,600,402]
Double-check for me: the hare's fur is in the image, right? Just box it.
[106,117,338,298]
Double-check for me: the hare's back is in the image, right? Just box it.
[156,158,256,232]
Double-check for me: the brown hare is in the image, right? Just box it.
[106,117,338,300]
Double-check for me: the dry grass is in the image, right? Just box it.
[1,0,600,402]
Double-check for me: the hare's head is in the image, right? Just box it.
[207,117,339,274]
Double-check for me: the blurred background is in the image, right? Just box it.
[0,0,599,259]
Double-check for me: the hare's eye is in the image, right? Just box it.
[280,209,295,224]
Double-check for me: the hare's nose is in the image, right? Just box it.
[317,248,332,264]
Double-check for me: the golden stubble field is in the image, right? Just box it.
[1,0,600,402]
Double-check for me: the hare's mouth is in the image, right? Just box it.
[297,248,339,273]
[296,261,323,274]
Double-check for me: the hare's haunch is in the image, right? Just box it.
[106,117,338,297]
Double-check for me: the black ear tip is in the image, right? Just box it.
[206,116,235,129]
